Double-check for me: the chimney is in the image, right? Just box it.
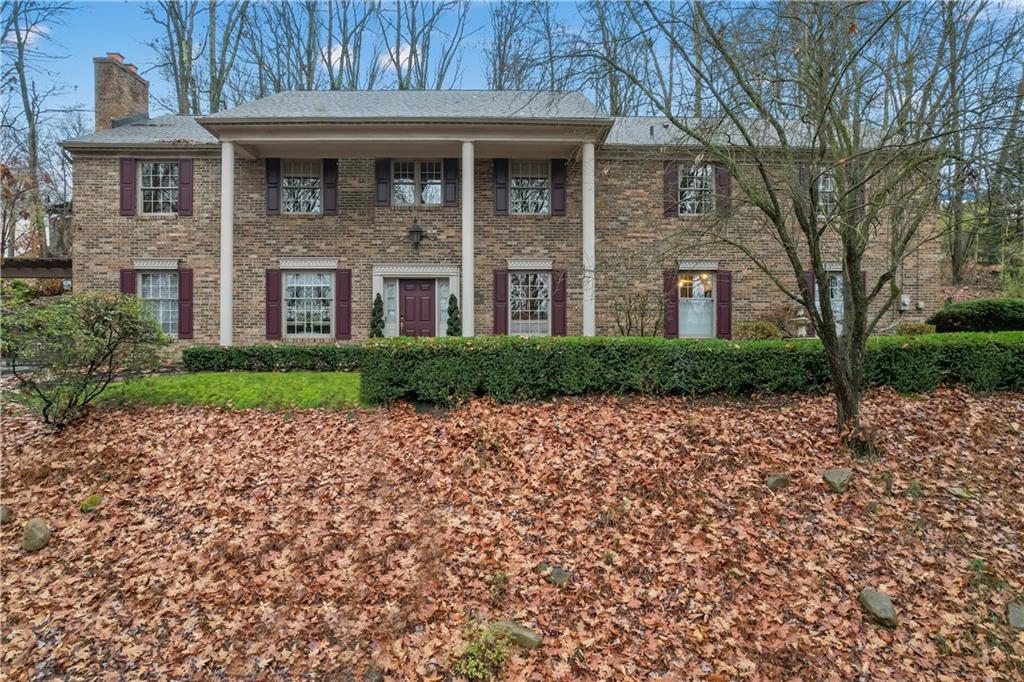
[94,53,149,132]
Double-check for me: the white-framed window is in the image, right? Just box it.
[139,162,179,214]
[283,270,333,337]
[678,271,716,337]
[138,270,179,335]
[510,160,550,214]
[679,164,715,215]
[438,279,450,335]
[817,171,838,217]
[282,160,322,214]
[392,160,442,206]
[815,271,845,335]
[509,270,551,336]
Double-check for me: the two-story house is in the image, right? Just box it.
[62,53,943,347]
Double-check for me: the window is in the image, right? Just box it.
[817,171,838,217]
[282,160,322,214]
[678,271,715,337]
[438,279,450,335]
[139,271,179,335]
[815,272,845,335]
[510,160,550,214]
[283,271,333,337]
[509,270,551,336]
[392,160,442,206]
[140,162,179,214]
[679,164,715,215]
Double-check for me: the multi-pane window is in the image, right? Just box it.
[284,271,333,337]
[815,272,845,335]
[817,171,838,217]
[282,160,322,214]
[679,164,715,215]
[139,271,179,335]
[438,279,450,335]
[140,162,179,214]
[509,270,551,336]
[510,160,550,214]
[678,271,715,337]
[392,160,442,206]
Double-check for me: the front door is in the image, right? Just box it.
[399,279,435,337]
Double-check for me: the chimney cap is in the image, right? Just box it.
[126,63,137,73]
[105,52,124,63]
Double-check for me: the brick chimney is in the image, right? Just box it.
[94,52,149,132]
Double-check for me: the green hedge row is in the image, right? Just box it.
[182,344,363,372]
[927,297,1024,332]
[358,332,1024,404]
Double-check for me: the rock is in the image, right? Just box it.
[858,588,898,628]
[492,621,543,649]
[537,562,571,587]
[0,505,12,525]
[766,474,791,492]
[80,494,104,513]
[823,467,853,493]
[1008,603,1024,631]
[22,518,51,552]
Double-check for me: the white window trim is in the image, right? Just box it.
[677,259,719,271]
[279,257,339,270]
[816,171,839,218]
[678,163,716,216]
[132,258,179,270]
[391,159,443,207]
[677,270,717,339]
[137,269,180,336]
[281,159,323,215]
[507,258,553,271]
[371,264,460,338]
[509,159,552,215]
[281,270,334,339]
[508,269,553,337]
[137,161,180,216]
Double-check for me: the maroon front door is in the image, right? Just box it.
[399,279,435,337]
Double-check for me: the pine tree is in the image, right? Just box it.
[369,293,385,338]
[446,294,461,336]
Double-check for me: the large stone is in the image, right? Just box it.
[537,562,571,587]
[492,621,543,650]
[22,518,51,552]
[0,505,12,525]
[858,588,898,628]
[1008,603,1024,631]
[766,474,791,492]
[823,467,853,493]
[80,494,104,513]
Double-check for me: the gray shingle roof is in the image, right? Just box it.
[201,90,606,122]
[62,115,217,148]
[607,116,818,148]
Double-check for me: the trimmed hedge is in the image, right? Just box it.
[927,298,1024,332]
[182,344,364,372]
[359,332,1024,405]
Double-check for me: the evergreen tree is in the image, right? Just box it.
[369,293,385,338]
[446,294,461,336]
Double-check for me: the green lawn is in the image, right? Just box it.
[103,372,362,410]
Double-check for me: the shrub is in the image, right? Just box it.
[359,332,1024,405]
[894,322,936,336]
[927,298,1024,332]
[734,320,784,340]
[452,623,509,681]
[369,294,384,338]
[182,344,364,372]
[2,293,169,426]
[446,294,462,337]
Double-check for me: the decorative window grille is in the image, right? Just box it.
[509,270,551,335]
[510,160,550,214]
[284,271,333,337]
[282,160,322,214]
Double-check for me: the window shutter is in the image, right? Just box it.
[551,158,567,216]
[323,158,338,215]
[335,268,351,340]
[493,269,509,334]
[664,161,679,217]
[860,269,867,296]
[855,186,866,222]
[178,159,193,216]
[443,158,458,206]
[119,268,136,294]
[119,158,135,216]
[374,158,391,207]
[714,163,731,215]
[551,269,567,335]
[266,158,281,215]
[803,269,817,335]
[663,269,679,338]
[494,158,509,215]
[178,267,193,339]
[798,163,810,188]
[266,269,282,340]
[715,271,732,339]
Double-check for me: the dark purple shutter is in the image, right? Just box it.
[119,158,135,216]
[119,268,136,294]
[335,268,351,340]
[266,158,281,215]
[860,269,867,296]
[551,159,567,216]
[266,269,282,340]
[663,269,678,338]
[803,270,817,334]
[178,159,193,216]
[798,163,810,188]
[493,269,509,334]
[443,158,458,206]
[494,159,509,215]
[323,158,338,215]
[551,269,567,335]
[664,161,679,217]
[374,158,391,206]
[178,268,193,339]
[715,270,732,339]
[715,163,731,214]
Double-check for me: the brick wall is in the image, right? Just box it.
[93,54,148,131]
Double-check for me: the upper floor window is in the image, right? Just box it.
[392,160,442,206]
[510,160,550,214]
[679,164,715,215]
[817,171,838,217]
[282,160,322,214]
[138,270,179,335]
[140,162,179,214]
[509,270,551,335]
[283,270,333,337]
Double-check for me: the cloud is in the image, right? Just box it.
[2,22,49,48]
[377,43,412,72]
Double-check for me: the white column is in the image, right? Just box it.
[219,141,235,346]
[582,141,596,336]
[461,140,475,336]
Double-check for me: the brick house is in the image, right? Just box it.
[62,53,942,348]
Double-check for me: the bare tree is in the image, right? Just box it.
[146,0,201,114]
[206,0,249,113]
[323,0,382,90]
[376,0,469,90]
[485,0,539,90]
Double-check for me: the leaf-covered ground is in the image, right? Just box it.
[2,388,1022,679]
